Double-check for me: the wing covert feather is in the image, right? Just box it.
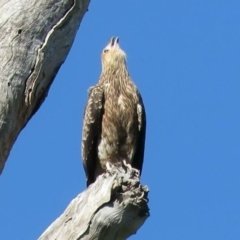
[132,93,146,174]
[82,85,104,186]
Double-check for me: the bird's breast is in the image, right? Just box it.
[97,85,138,167]
[117,94,126,110]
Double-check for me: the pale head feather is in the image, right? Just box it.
[101,37,127,71]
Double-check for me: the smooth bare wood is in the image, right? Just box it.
[39,167,149,240]
[0,0,90,173]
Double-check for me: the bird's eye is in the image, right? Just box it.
[104,49,109,53]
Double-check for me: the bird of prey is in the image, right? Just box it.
[81,37,146,186]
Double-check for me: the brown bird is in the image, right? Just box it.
[82,37,146,186]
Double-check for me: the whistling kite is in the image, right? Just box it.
[82,37,146,186]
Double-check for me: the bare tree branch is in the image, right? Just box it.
[39,167,149,240]
[0,0,90,173]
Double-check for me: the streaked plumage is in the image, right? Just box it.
[82,37,146,186]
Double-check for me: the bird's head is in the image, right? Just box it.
[101,37,127,71]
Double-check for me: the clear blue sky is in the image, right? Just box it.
[1,1,240,239]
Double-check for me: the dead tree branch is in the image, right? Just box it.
[39,167,150,240]
[0,0,90,173]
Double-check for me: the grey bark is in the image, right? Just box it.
[0,0,90,173]
[39,167,149,240]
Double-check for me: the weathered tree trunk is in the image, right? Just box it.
[0,0,90,173]
[39,167,149,240]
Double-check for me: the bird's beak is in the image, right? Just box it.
[110,36,119,47]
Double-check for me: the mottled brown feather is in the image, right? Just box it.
[82,86,104,186]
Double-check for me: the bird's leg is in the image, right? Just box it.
[123,159,132,171]
[106,161,113,172]
[106,161,118,175]
[123,160,140,177]
[106,162,112,176]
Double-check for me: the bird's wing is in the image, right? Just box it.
[82,85,104,186]
[132,92,146,175]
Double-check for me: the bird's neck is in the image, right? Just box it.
[100,64,130,84]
